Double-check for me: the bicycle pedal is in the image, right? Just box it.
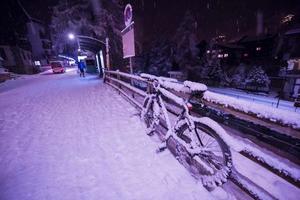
[147,131,154,136]
[156,144,167,153]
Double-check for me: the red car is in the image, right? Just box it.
[50,61,65,73]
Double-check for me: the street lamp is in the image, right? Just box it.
[67,33,81,56]
[68,33,75,40]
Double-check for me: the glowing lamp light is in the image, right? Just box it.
[68,33,75,40]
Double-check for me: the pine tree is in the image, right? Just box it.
[245,66,270,89]
[146,38,174,76]
[173,10,199,80]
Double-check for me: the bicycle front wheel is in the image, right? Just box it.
[176,121,232,188]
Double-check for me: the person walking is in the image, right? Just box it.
[78,60,86,77]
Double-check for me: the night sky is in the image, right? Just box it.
[126,0,300,41]
[3,0,300,42]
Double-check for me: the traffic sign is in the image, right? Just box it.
[124,4,133,27]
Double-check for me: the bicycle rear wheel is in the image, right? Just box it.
[175,121,232,188]
[142,97,153,127]
[142,97,160,134]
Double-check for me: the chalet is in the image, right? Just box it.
[279,25,300,98]
[0,0,52,74]
[0,44,35,74]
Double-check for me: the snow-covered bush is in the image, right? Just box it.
[245,66,270,90]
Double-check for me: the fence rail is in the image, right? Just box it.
[104,70,300,191]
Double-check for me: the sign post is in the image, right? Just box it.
[105,37,110,70]
[122,4,135,74]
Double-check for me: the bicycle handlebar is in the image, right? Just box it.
[140,73,207,94]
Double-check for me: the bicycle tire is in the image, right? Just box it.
[175,121,232,188]
[142,97,157,131]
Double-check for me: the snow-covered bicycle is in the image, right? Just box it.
[140,74,232,188]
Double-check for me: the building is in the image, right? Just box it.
[26,19,52,66]
[0,45,35,74]
[0,0,52,74]
[279,25,300,98]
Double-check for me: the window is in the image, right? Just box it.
[256,47,261,51]
[0,48,7,60]
[224,53,229,57]
[34,61,41,66]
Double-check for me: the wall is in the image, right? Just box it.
[0,45,16,67]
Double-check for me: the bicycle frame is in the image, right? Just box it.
[143,80,202,153]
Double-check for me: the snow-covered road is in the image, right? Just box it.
[0,70,218,200]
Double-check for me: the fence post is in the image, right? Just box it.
[147,81,151,94]
[116,70,120,80]
[116,70,121,89]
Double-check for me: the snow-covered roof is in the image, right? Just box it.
[285,28,300,35]
[78,36,105,53]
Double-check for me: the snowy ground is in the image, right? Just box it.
[0,70,221,200]
[209,87,299,113]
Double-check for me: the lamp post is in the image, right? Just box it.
[68,33,81,52]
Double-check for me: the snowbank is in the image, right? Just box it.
[204,91,300,129]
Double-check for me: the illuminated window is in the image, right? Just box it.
[224,53,229,57]
[244,53,248,57]
[256,47,261,51]
[206,50,210,54]
[218,54,224,58]
[34,61,41,66]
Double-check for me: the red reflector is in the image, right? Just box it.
[187,103,193,110]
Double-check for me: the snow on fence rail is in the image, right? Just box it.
[105,70,300,130]
[204,91,300,129]
[104,70,300,188]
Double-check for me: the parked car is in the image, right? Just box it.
[50,61,65,73]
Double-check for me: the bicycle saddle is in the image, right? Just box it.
[183,81,207,93]
[140,73,178,82]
